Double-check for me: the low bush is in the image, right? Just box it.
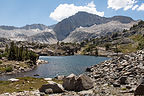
[5,66,13,72]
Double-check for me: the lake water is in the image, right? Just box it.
[0,55,109,80]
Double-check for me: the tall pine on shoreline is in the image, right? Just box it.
[7,41,39,64]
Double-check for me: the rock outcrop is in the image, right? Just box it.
[62,74,78,91]
[39,83,64,94]
[63,74,94,91]
[86,50,144,95]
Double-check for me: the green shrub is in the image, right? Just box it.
[2,52,8,57]
[121,88,127,90]
[5,66,13,72]
[0,54,2,59]
[0,61,2,64]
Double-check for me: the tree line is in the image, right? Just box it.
[2,41,39,64]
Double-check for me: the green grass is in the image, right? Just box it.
[0,77,48,94]
[5,66,13,72]
[0,61,2,64]
[117,34,144,54]
[130,34,144,42]
[121,88,127,90]
[52,79,63,84]
[130,34,144,50]
[118,43,138,54]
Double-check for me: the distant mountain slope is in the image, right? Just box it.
[20,24,49,30]
[0,25,18,30]
[0,12,137,44]
[0,24,58,43]
[0,24,49,30]
[63,21,137,42]
[0,26,56,43]
[28,32,57,44]
[54,11,134,41]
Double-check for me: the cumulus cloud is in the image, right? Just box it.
[107,0,137,10]
[137,3,144,11]
[50,1,104,21]
[132,5,139,10]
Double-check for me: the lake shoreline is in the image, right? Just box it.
[0,52,115,80]
[0,59,48,78]
[0,50,144,95]
[0,56,109,81]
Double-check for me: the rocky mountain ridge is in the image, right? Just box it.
[63,21,137,43]
[54,11,135,41]
[0,12,137,44]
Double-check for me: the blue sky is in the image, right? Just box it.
[0,0,143,27]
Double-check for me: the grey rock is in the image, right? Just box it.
[134,84,144,96]
[45,88,53,94]
[94,75,101,79]
[39,83,64,94]
[118,76,127,85]
[126,85,132,89]
[113,83,121,87]
[63,74,94,91]
[63,74,77,91]
[75,74,94,91]
[55,75,66,80]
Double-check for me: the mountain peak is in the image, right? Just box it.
[54,11,134,41]
[110,16,134,23]
[75,11,100,17]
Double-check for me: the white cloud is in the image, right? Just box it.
[137,3,144,11]
[132,5,139,10]
[50,1,104,21]
[107,0,137,10]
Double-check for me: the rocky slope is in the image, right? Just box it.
[28,32,57,44]
[63,21,137,42]
[85,50,144,96]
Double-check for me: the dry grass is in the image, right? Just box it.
[0,77,48,94]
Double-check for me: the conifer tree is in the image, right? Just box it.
[8,41,16,60]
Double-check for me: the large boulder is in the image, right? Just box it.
[39,83,64,94]
[63,74,77,91]
[134,84,144,96]
[63,74,94,91]
[134,78,144,96]
[75,74,94,91]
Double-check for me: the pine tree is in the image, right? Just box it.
[95,48,98,56]
[8,41,16,60]
[15,46,19,61]
[25,47,29,60]
[18,45,24,61]
[5,44,9,53]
